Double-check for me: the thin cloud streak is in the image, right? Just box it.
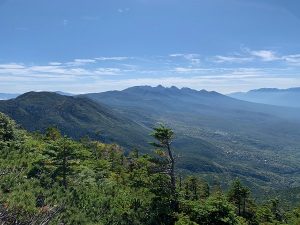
[249,50,279,61]
[213,55,253,63]
[212,48,300,65]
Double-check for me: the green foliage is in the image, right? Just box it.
[150,124,174,147]
[0,112,16,142]
[180,194,238,225]
[256,198,286,224]
[286,206,300,225]
[45,127,62,141]
[175,214,198,225]
[151,123,178,216]
[29,137,88,189]
[1,113,300,225]
[228,179,251,216]
[182,176,210,201]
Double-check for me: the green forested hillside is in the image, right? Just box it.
[1,112,300,225]
[0,91,150,151]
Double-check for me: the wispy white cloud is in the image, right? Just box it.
[173,67,212,73]
[213,55,253,63]
[211,48,300,65]
[282,54,300,65]
[169,54,183,57]
[65,59,96,66]
[0,63,25,69]
[29,65,67,74]
[49,62,62,66]
[0,61,122,81]
[169,53,201,65]
[249,50,279,61]
[74,59,96,63]
[95,57,129,61]
[94,68,121,75]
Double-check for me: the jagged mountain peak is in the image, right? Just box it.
[121,85,222,96]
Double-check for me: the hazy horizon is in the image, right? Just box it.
[1,84,300,96]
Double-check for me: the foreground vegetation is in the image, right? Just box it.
[1,112,300,224]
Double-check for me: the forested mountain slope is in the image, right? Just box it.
[0,91,150,151]
[82,86,300,191]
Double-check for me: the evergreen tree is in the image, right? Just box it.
[227,179,250,217]
[30,136,84,190]
[183,176,209,201]
[150,124,178,212]
[150,124,176,190]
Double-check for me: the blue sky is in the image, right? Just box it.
[1,0,300,93]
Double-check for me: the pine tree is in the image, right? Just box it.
[50,137,83,189]
[150,124,176,189]
[183,176,209,201]
[227,179,250,216]
[150,124,178,213]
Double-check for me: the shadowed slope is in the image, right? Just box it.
[0,91,150,150]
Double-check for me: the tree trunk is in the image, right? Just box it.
[167,142,176,190]
[166,142,178,212]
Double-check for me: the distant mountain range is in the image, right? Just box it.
[82,86,300,191]
[229,87,300,108]
[1,86,300,192]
